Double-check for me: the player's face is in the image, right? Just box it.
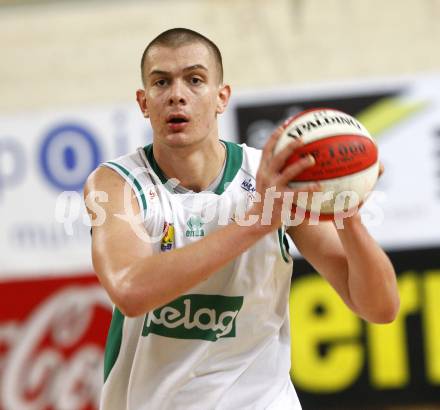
[137,43,230,148]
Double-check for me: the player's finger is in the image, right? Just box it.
[262,126,284,160]
[269,138,304,174]
[276,155,316,186]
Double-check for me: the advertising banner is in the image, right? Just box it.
[0,274,111,410]
[290,248,440,409]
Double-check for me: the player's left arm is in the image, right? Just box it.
[287,214,399,323]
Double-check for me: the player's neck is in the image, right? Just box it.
[152,137,226,192]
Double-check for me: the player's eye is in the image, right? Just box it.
[154,79,168,87]
[190,76,202,85]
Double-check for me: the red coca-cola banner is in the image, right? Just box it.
[0,275,112,410]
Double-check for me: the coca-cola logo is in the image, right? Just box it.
[0,276,112,410]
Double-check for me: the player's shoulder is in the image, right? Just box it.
[231,141,262,174]
[239,142,262,156]
[101,148,146,175]
[84,148,146,196]
[83,163,123,202]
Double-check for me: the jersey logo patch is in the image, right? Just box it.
[240,178,256,194]
[142,294,244,341]
[185,216,205,237]
[161,222,174,251]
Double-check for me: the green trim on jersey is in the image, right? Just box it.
[143,145,168,185]
[143,141,243,195]
[278,228,290,263]
[214,142,243,195]
[104,307,125,382]
[105,161,148,213]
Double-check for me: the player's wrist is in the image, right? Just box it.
[334,211,362,228]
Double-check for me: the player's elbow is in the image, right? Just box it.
[111,283,149,318]
[115,299,145,318]
[100,268,159,317]
[365,296,400,324]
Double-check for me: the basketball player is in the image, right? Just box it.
[84,28,399,410]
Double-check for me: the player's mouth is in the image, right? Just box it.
[166,113,190,132]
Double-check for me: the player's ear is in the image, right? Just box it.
[136,89,149,118]
[216,84,231,115]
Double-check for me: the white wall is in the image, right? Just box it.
[1,0,439,112]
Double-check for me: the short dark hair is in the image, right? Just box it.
[140,28,224,86]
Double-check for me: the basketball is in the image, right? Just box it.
[274,108,379,219]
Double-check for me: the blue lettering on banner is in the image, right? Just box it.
[0,138,26,201]
[39,124,102,191]
[10,221,91,249]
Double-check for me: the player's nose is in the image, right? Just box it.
[168,80,186,106]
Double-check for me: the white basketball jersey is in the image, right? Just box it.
[99,141,301,410]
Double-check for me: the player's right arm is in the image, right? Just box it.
[84,129,316,317]
[85,166,266,317]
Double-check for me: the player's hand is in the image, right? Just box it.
[245,126,320,233]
